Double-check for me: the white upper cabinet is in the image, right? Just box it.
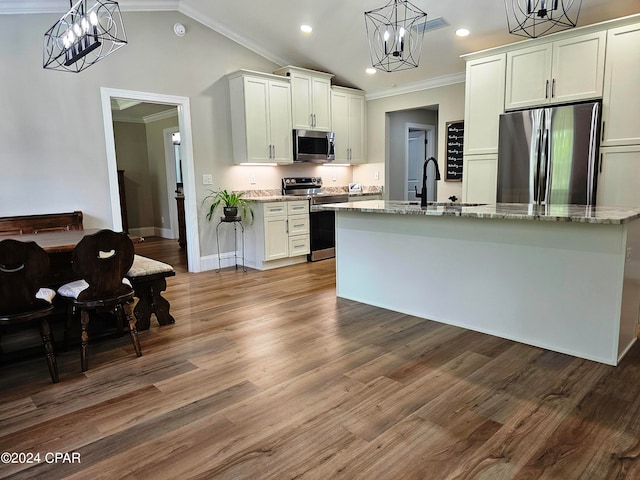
[601,22,640,147]
[331,87,367,164]
[228,71,293,164]
[274,66,333,131]
[463,53,506,155]
[505,31,606,110]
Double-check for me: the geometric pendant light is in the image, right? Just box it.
[364,0,427,72]
[43,0,127,73]
[505,0,582,39]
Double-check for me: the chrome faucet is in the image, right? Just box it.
[415,156,441,207]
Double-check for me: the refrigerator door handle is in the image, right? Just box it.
[539,128,550,204]
[533,127,542,203]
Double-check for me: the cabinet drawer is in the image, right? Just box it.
[264,203,288,217]
[287,200,309,215]
[289,234,310,256]
[288,214,309,235]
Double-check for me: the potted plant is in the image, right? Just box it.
[203,189,253,223]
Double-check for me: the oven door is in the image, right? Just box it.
[308,194,348,262]
[308,209,336,261]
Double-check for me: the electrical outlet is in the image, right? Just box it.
[332,173,337,182]
[202,174,213,185]
[374,171,379,180]
[250,175,256,184]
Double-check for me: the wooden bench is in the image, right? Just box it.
[126,255,176,331]
[0,211,84,235]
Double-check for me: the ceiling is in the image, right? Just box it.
[5,0,639,96]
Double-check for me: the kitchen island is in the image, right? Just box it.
[316,200,640,365]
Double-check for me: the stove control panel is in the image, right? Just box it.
[282,177,322,187]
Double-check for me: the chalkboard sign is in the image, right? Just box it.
[445,121,464,182]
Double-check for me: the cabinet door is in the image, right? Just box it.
[348,93,366,164]
[602,23,640,147]
[290,73,313,130]
[243,76,271,162]
[331,90,350,162]
[312,77,332,131]
[268,80,293,163]
[596,147,640,207]
[264,216,288,260]
[552,32,606,104]
[505,44,552,110]
[464,54,506,155]
[462,155,497,204]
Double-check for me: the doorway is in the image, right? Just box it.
[386,108,438,201]
[406,125,435,201]
[100,88,201,273]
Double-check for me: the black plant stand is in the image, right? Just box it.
[215,216,246,272]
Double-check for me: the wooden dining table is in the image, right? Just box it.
[3,229,142,253]
[3,229,143,285]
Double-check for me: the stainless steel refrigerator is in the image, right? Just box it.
[497,101,601,205]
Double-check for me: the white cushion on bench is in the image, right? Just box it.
[126,255,175,278]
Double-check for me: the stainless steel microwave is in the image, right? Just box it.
[293,130,335,163]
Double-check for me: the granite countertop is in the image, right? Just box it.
[313,200,640,224]
[244,187,382,203]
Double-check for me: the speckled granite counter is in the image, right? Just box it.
[244,187,383,203]
[330,200,640,365]
[315,200,640,224]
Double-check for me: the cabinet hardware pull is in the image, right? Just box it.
[599,153,603,173]
[601,121,605,142]
[552,79,556,98]
[285,219,289,233]
[545,80,549,99]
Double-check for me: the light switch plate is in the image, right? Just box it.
[202,174,213,185]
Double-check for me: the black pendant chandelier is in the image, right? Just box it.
[364,0,427,73]
[43,0,127,73]
[505,0,582,39]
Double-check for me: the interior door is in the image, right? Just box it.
[407,131,425,201]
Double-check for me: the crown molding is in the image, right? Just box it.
[0,1,178,15]
[1,0,290,68]
[178,2,290,67]
[112,107,178,124]
[365,72,466,101]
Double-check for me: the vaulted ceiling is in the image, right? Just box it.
[5,0,638,96]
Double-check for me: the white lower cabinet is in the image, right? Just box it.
[462,155,498,204]
[597,146,640,207]
[247,200,310,270]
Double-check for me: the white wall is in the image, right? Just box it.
[0,11,280,259]
[355,83,466,202]
[0,10,467,265]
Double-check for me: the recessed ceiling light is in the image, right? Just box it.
[456,28,470,37]
[300,25,313,33]
[365,67,376,74]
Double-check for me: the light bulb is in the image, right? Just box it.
[399,27,405,37]
[73,23,82,37]
[67,30,75,43]
[81,17,90,33]
[89,11,98,26]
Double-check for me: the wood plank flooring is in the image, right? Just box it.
[2,237,640,479]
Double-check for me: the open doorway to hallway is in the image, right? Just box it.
[100,88,201,273]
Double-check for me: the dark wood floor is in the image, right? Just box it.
[2,237,640,479]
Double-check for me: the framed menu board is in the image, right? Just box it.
[445,121,464,182]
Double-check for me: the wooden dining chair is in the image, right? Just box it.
[57,229,142,372]
[0,239,59,383]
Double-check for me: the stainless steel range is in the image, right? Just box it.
[282,177,349,261]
